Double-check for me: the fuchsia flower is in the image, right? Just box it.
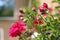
[42,3,48,9]
[38,6,45,12]
[8,21,26,37]
[38,3,48,12]
[38,3,48,16]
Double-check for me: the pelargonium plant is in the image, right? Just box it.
[8,3,60,40]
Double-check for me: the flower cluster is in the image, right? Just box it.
[38,3,53,16]
[8,21,26,37]
[33,3,48,24]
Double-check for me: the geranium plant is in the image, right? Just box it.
[8,3,60,40]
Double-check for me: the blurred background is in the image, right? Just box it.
[0,0,29,40]
[0,0,59,40]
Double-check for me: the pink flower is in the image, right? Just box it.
[58,9,60,14]
[38,6,45,12]
[38,3,48,16]
[8,21,26,37]
[38,3,48,12]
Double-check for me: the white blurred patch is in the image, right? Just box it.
[0,28,4,40]
[31,32,39,40]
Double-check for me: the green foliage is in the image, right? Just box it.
[23,7,37,28]
[18,0,60,40]
[22,7,60,40]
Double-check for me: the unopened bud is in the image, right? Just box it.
[32,7,36,12]
[19,8,24,13]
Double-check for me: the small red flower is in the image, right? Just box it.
[33,18,42,24]
[33,19,38,24]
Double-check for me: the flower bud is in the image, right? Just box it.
[19,8,24,13]
[32,7,36,12]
